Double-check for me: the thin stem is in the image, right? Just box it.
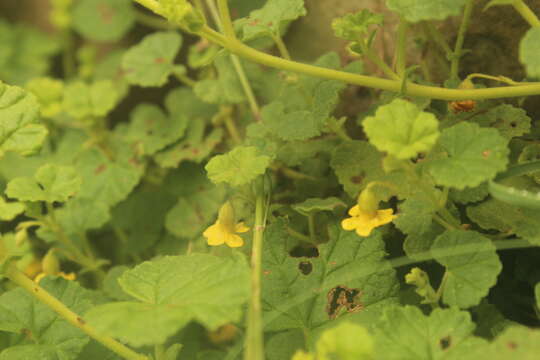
[363,45,400,80]
[450,0,475,80]
[423,22,453,57]
[217,0,236,38]
[513,0,540,27]
[197,26,540,100]
[271,33,292,60]
[435,270,449,301]
[174,72,196,87]
[244,188,265,360]
[307,214,317,243]
[5,264,148,360]
[395,17,409,76]
[61,30,75,79]
[205,0,261,117]
[133,0,161,13]
[135,9,173,29]
[154,345,166,360]
[223,114,242,144]
[270,163,317,181]
[286,226,312,243]
[433,214,456,231]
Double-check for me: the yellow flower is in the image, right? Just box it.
[33,248,76,283]
[341,204,396,237]
[203,202,249,248]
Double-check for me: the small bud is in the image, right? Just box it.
[42,249,60,275]
[15,228,28,246]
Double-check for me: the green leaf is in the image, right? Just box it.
[0,20,59,85]
[165,170,227,239]
[450,183,489,204]
[262,220,399,332]
[362,99,440,160]
[122,32,183,87]
[0,278,92,360]
[403,223,444,259]
[70,138,144,207]
[238,0,307,41]
[427,122,509,189]
[157,0,205,32]
[93,50,130,99]
[385,0,469,22]
[331,140,385,197]
[292,197,346,216]
[125,104,188,155]
[432,230,502,309]
[154,87,222,167]
[0,196,24,221]
[316,322,374,360]
[486,326,540,359]
[25,77,64,118]
[266,330,305,360]
[194,54,246,104]
[0,82,47,157]
[475,104,531,139]
[6,164,81,203]
[374,306,483,359]
[467,198,540,244]
[72,0,135,42]
[63,80,119,119]
[332,10,384,41]
[261,53,353,141]
[205,146,271,187]
[85,254,250,346]
[112,187,175,253]
[520,27,540,79]
[518,145,540,184]
[54,199,111,234]
[103,266,133,301]
[394,194,436,236]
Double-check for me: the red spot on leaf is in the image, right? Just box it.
[94,164,106,175]
[97,4,114,25]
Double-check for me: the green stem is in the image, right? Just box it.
[450,0,475,80]
[174,72,196,87]
[154,345,166,360]
[217,0,236,38]
[244,189,265,360]
[271,33,292,60]
[423,22,453,57]
[206,0,261,117]
[223,113,242,144]
[135,9,173,29]
[286,226,312,243]
[5,264,148,360]
[362,44,400,80]
[307,214,317,243]
[61,30,75,79]
[395,17,409,76]
[513,0,540,27]
[435,270,449,301]
[197,26,540,100]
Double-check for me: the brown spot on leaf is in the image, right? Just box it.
[325,285,363,319]
[350,175,364,184]
[482,150,491,158]
[97,4,114,24]
[439,336,451,350]
[298,261,313,275]
[154,57,167,64]
[507,341,517,350]
[94,164,107,175]
[77,317,86,325]
[263,270,271,275]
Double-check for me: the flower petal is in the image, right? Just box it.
[348,205,361,216]
[341,217,360,231]
[375,208,396,226]
[355,223,376,237]
[235,222,250,233]
[204,223,226,246]
[226,233,244,248]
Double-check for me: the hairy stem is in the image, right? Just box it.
[5,264,148,360]
[245,188,266,360]
[450,0,475,80]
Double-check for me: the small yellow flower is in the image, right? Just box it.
[203,202,249,248]
[33,248,76,283]
[341,204,396,237]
